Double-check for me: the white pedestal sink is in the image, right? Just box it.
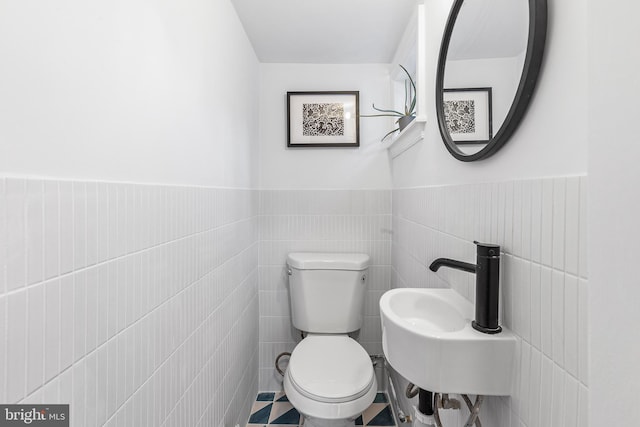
[380,288,517,396]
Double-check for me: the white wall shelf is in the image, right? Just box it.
[387,117,426,158]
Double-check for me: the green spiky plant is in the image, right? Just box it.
[362,64,417,141]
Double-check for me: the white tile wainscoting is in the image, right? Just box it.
[258,190,393,391]
[0,177,259,427]
[392,176,588,427]
[1,177,589,426]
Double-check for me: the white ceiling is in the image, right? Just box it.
[230,0,418,63]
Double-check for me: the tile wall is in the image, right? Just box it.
[1,177,588,426]
[392,177,589,427]
[258,190,392,391]
[0,177,259,427]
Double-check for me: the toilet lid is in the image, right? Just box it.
[287,335,375,404]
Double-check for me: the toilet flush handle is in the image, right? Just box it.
[287,268,292,276]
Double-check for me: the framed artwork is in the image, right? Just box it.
[443,88,492,144]
[287,91,360,147]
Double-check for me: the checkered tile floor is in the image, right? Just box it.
[247,392,395,427]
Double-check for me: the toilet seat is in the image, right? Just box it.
[288,335,374,403]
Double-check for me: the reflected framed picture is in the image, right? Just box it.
[443,88,492,144]
[287,91,360,147]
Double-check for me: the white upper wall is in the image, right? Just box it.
[391,0,588,187]
[0,0,260,188]
[259,63,393,189]
[588,1,640,425]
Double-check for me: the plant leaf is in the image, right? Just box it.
[361,113,404,118]
[369,103,404,116]
[381,128,400,141]
[399,64,417,115]
[399,64,417,95]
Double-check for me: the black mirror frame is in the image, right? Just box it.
[435,0,547,162]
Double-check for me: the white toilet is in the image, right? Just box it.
[284,252,377,427]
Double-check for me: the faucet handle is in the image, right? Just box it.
[473,241,501,257]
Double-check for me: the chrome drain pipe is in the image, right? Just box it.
[370,355,410,424]
[275,352,291,376]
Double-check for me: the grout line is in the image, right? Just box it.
[0,216,257,300]
[392,216,588,280]
[21,245,258,410]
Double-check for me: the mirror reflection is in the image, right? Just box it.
[439,0,533,157]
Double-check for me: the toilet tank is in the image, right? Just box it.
[287,252,370,333]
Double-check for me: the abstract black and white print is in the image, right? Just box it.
[302,103,344,136]
[444,100,476,134]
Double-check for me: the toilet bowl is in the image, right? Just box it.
[284,252,377,427]
[284,335,377,427]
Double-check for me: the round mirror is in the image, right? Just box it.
[436,0,547,161]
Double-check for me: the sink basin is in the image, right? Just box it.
[380,288,516,396]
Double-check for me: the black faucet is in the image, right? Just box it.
[429,241,502,334]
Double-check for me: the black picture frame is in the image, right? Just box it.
[443,87,493,145]
[287,91,360,148]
